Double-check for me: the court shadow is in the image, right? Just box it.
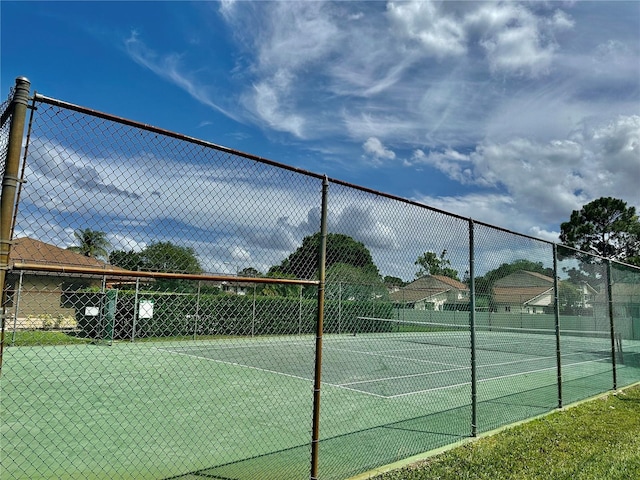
[163,404,473,480]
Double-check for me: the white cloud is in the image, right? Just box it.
[119,1,638,163]
[250,76,306,138]
[19,136,322,274]
[106,1,639,251]
[218,0,238,22]
[388,1,573,76]
[387,1,467,58]
[411,148,473,184]
[411,192,561,244]
[471,2,573,77]
[332,204,399,250]
[124,31,241,122]
[362,137,396,164]
[409,115,640,232]
[229,245,251,262]
[108,234,147,253]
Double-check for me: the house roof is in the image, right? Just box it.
[8,237,130,277]
[492,270,554,305]
[493,270,554,287]
[390,275,468,303]
[492,286,553,305]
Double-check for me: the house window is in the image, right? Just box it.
[505,306,510,312]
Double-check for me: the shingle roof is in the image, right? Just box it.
[493,270,553,287]
[9,237,130,275]
[492,270,554,305]
[492,286,553,305]
[390,275,468,303]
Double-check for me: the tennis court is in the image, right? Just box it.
[4,323,639,479]
[3,80,640,480]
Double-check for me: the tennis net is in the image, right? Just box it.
[352,316,622,359]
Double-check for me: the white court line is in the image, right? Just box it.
[340,365,471,387]
[168,339,315,350]
[473,349,604,369]
[343,349,614,388]
[323,345,466,368]
[158,345,614,401]
[385,356,612,399]
[157,347,314,383]
[157,346,391,398]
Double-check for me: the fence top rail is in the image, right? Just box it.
[11,262,319,286]
[28,92,640,262]
[32,93,328,182]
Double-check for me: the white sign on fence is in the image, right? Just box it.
[139,300,154,319]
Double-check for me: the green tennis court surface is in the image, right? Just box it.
[3,329,640,479]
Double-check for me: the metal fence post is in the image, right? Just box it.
[469,219,477,437]
[298,284,303,335]
[338,282,342,334]
[0,77,31,368]
[10,270,24,346]
[310,176,328,480]
[132,277,140,342]
[194,280,201,340]
[553,244,563,408]
[606,260,617,390]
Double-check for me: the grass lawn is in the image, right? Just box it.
[2,330,93,346]
[372,384,640,480]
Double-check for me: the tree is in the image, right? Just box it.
[67,229,110,260]
[415,249,459,280]
[140,242,202,274]
[325,263,388,301]
[557,281,583,315]
[383,275,406,289]
[271,232,380,280]
[110,241,203,292]
[560,197,640,265]
[257,272,300,298]
[109,250,143,270]
[238,267,261,278]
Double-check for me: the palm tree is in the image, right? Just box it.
[67,229,110,260]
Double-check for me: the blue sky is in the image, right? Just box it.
[1,0,639,251]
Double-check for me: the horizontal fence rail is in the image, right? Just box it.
[1,78,639,480]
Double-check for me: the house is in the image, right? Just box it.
[5,237,128,329]
[492,270,554,314]
[594,282,640,319]
[390,275,469,311]
[576,281,599,310]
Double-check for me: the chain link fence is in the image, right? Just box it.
[2,79,640,480]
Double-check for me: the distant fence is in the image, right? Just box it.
[2,77,639,480]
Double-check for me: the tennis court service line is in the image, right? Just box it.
[157,346,398,399]
[339,365,471,387]
[474,355,613,385]
[156,347,315,384]
[383,355,614,399]
[156,345,614,401]
[323,344,467,368]
[334,380,474,399]
[340,353,613,399]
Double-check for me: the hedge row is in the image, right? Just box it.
[66,291,393,340]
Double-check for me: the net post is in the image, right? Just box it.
[468,219,477,437]
[0,76,31,369]
[606,260,617,390]
[310,176,328,480]
[553,244,563,408]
